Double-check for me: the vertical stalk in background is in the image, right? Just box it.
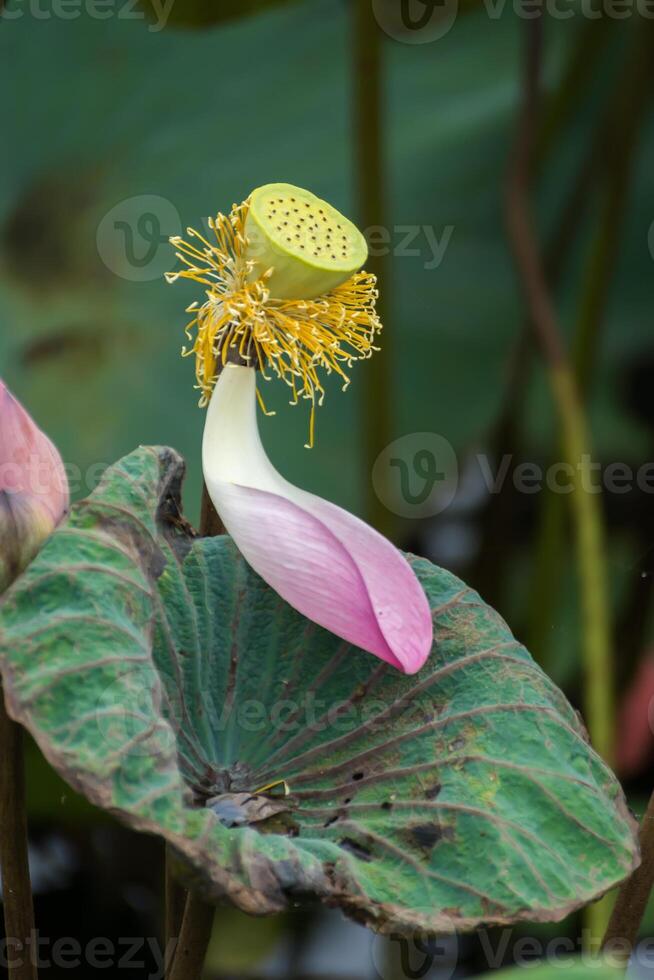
[535,18,612,164]
[471,21,612,614]
[165,484,222,979]
[165,844,186,971]
[571,26,653,396]
[506,14,617,943]
[353,0,393,535]
[526,25,652,666]
[167,892,215,980]
[0,693,37,980]
[505,9,614,757]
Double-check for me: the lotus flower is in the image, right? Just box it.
[0,381,69,591]
[168,183,434,673]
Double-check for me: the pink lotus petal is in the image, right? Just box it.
[0,380,69,526]
[0,380,70,590]
[213,480,433,674]
[203,364,434,673]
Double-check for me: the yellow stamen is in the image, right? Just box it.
[166,201,382,445]
[255,386,276,417]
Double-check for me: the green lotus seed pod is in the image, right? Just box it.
[244,183,369,300]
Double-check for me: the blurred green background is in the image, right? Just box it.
[1,0,653,976]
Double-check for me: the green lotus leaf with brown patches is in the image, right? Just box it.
[0,447,639,934]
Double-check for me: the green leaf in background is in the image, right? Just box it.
[138,0,298,29]
[8,4,648,529]
[490,960,625,979]
[0,448,639,933]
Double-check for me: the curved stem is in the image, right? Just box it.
[535,19,612,165]
[526,23,653,667]
[550,369,614,761]
[0,692,37,980]
[506,17,621,944]
[505,12,614,763]
[602,790,654,965]
[472,22,607,610]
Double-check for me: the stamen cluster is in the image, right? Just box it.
[166,201,381,446]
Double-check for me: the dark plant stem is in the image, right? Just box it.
[167,892,215,980]
[476,21,642,657]
[165,845,187,963]
[602,790,654,964]
[165,483,222,979]
[506,13,620,945]
[572,25,653,398]
[506,10,613,766]
[0,691,37,980]
[353,0,393,536]
[525,24,653,667]
[472,21,613,612]
[535,18,612,164]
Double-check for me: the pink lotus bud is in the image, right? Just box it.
[0,381,69,591]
